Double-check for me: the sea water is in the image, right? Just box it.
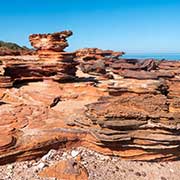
[123,53,180,60]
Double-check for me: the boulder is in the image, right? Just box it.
[39,159,88,180]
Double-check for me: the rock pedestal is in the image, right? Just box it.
[0,31,78,87]
[29,31,78,81]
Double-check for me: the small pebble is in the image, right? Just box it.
[141,171,146,177]
[34,162,47,172]
[41,149,57,162]
[170,168,174,173]
[135,172,141,176]
[71,150,80,158]
[161,177,167,180]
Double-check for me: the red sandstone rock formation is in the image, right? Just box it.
[29,31,72,51]
[75,48,125,61]
[78,60,180,161]
[0,31,78,87]
[29,30,78,79]
[0,32,180,164]
[39,159,88,180]
[75,48,125,76]
[0,80,108,164]
[0,59,179,162]
[109,58,175,80]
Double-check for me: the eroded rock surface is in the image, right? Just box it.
[110,58,176,80]
[0,31,179,163]
[29,31,72,51]
[75,48,124,76]
[0,31,78,87]
[79,59,180,161]
[0,80,108,164]
[0,59,179,162]
[39,159,88,180]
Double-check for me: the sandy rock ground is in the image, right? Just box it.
[0,147,179,180]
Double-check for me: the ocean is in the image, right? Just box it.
[122,53,180,60]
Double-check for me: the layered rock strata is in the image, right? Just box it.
[29,31,72,51]
[29,31,78,80]
[74,48,176,82]
[110,58,175,80]
[75,48,124,76]
[0,81,108,164]
[0,58,179,162]
[78,60,180,161]
[0,31,78,87]
[2,61,180,163]
[0,33,180,163]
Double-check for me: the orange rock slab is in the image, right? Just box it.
[39,160,88,180]
[0,80,108,164]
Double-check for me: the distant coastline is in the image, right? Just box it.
[123,53,180,60]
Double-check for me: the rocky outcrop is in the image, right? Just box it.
[39,159,88,180]
[0,59,179,163]
[110,58,176,80]
[75,48,124,76]
[0,48,35,56]
[0,31,78,87]
[83,93,180,160]
[0,32,180,163]
[78,60,180,161]
[29,31,78,79]
[0,58,179,163]
[0,41,34,56]
[0,80,108,164]
[108,79,168,96]
[74,49,176,81]
[29,31,72,51]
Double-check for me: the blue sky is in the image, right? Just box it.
[0,0,180,53]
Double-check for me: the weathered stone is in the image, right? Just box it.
[39,159,88,180]
[75,48,125,61]
[80,72,180,160]
[0,32,180,163]
[0,31,78,87]
[108,79,168,95]
[75,48,124,76]
[29,30,72,51]
[112,69,174,80]
[0,80,108,164]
